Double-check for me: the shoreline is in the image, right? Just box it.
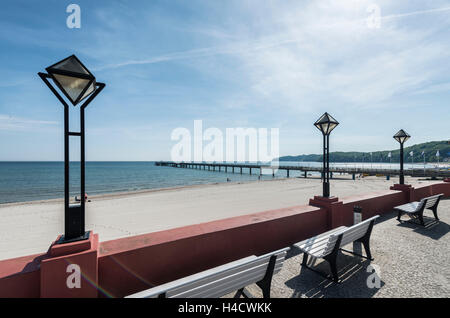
[0,176,299,207]
[0,174,445,208]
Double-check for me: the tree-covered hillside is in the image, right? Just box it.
[278,141,450,163]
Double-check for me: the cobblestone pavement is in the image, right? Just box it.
[236,198,450,298]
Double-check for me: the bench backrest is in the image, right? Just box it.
[420,194,443,209]
[328,215,379,250]
[126,247,289,298]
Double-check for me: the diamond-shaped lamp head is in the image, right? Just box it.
[46,55,96,106]
[314,112,339,136]
[393,129,410,144]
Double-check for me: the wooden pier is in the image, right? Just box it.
[155,161,450,179]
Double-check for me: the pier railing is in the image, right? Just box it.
[155,161,450,179]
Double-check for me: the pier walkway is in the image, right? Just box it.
[155,161,450,179]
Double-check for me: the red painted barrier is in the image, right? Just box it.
[340,190,406,227]
[0,182,448,298]
[0,254,42,298]
[97,205,327,298]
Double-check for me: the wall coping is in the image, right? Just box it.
[99,204,322,257]
[0,253,45,279]
[341,189,402,204]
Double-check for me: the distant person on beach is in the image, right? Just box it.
[75,193,90,202]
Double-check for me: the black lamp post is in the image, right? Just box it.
[393,129,410,185]
[38,55,105,244]
[314,112,339,198]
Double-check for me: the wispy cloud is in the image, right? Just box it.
[94,4,450,73]
[381,6,450,21]
[0,114,58,131]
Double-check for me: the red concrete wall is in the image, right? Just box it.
[430,182,450,197]
[411,182,450,201]
[339,190,407,227]
[0,253,43,298]
[97,205,327,298]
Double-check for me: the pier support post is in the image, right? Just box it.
[250,168,252,175]
[287,170,289,178]
[352,173,355,180]
[304,171,307,178]
[232,167,234,173]
[240,167,242,174]
[225,166,227,173]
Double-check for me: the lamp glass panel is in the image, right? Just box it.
[394,130,410,144]
[320,123,329,135]
[79,81,96,102]
[314,123,322,132]
[52,56,89,75]
[327,123,338,134]
[52,74,90,103]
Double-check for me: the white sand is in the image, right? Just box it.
[0,175,441,260]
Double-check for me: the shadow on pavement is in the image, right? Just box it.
[285,247,384,298]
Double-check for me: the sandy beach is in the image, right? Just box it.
[0,175,442,260]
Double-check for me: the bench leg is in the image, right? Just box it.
[396,210,402,222]
[234,288,253,298]
[301,253,308,266]
[341,220,375,261]
[324,253,339,283]
[256,255,276,298]
[431,207,439,221]
[417,212,425,226]
[361,238,373,261]
[257,283,271,299]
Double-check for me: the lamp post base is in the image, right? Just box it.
[56,231,90,245]
[390,184,414,202]
[309,195,343,229]
[41,232,99,298]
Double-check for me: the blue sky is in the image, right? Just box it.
[0,0,449,161]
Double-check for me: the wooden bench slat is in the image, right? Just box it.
[126,255,257,298]
[168,253,286,297]
[295,226,346,248]
[340,225,371,246]
[170,265,269,297]
[183,271,274,298]
[173,262,284,298]
[127,247,289,298]
[169,250,288,298]
[297,216,378,258]
[395,202,421,213]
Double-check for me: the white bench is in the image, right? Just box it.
[126,247,289,298]
[395,194,444,226]
[294,215,379,282]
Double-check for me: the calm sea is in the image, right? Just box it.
[0,161,438,204]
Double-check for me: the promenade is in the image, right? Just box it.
[237,199,449,298]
